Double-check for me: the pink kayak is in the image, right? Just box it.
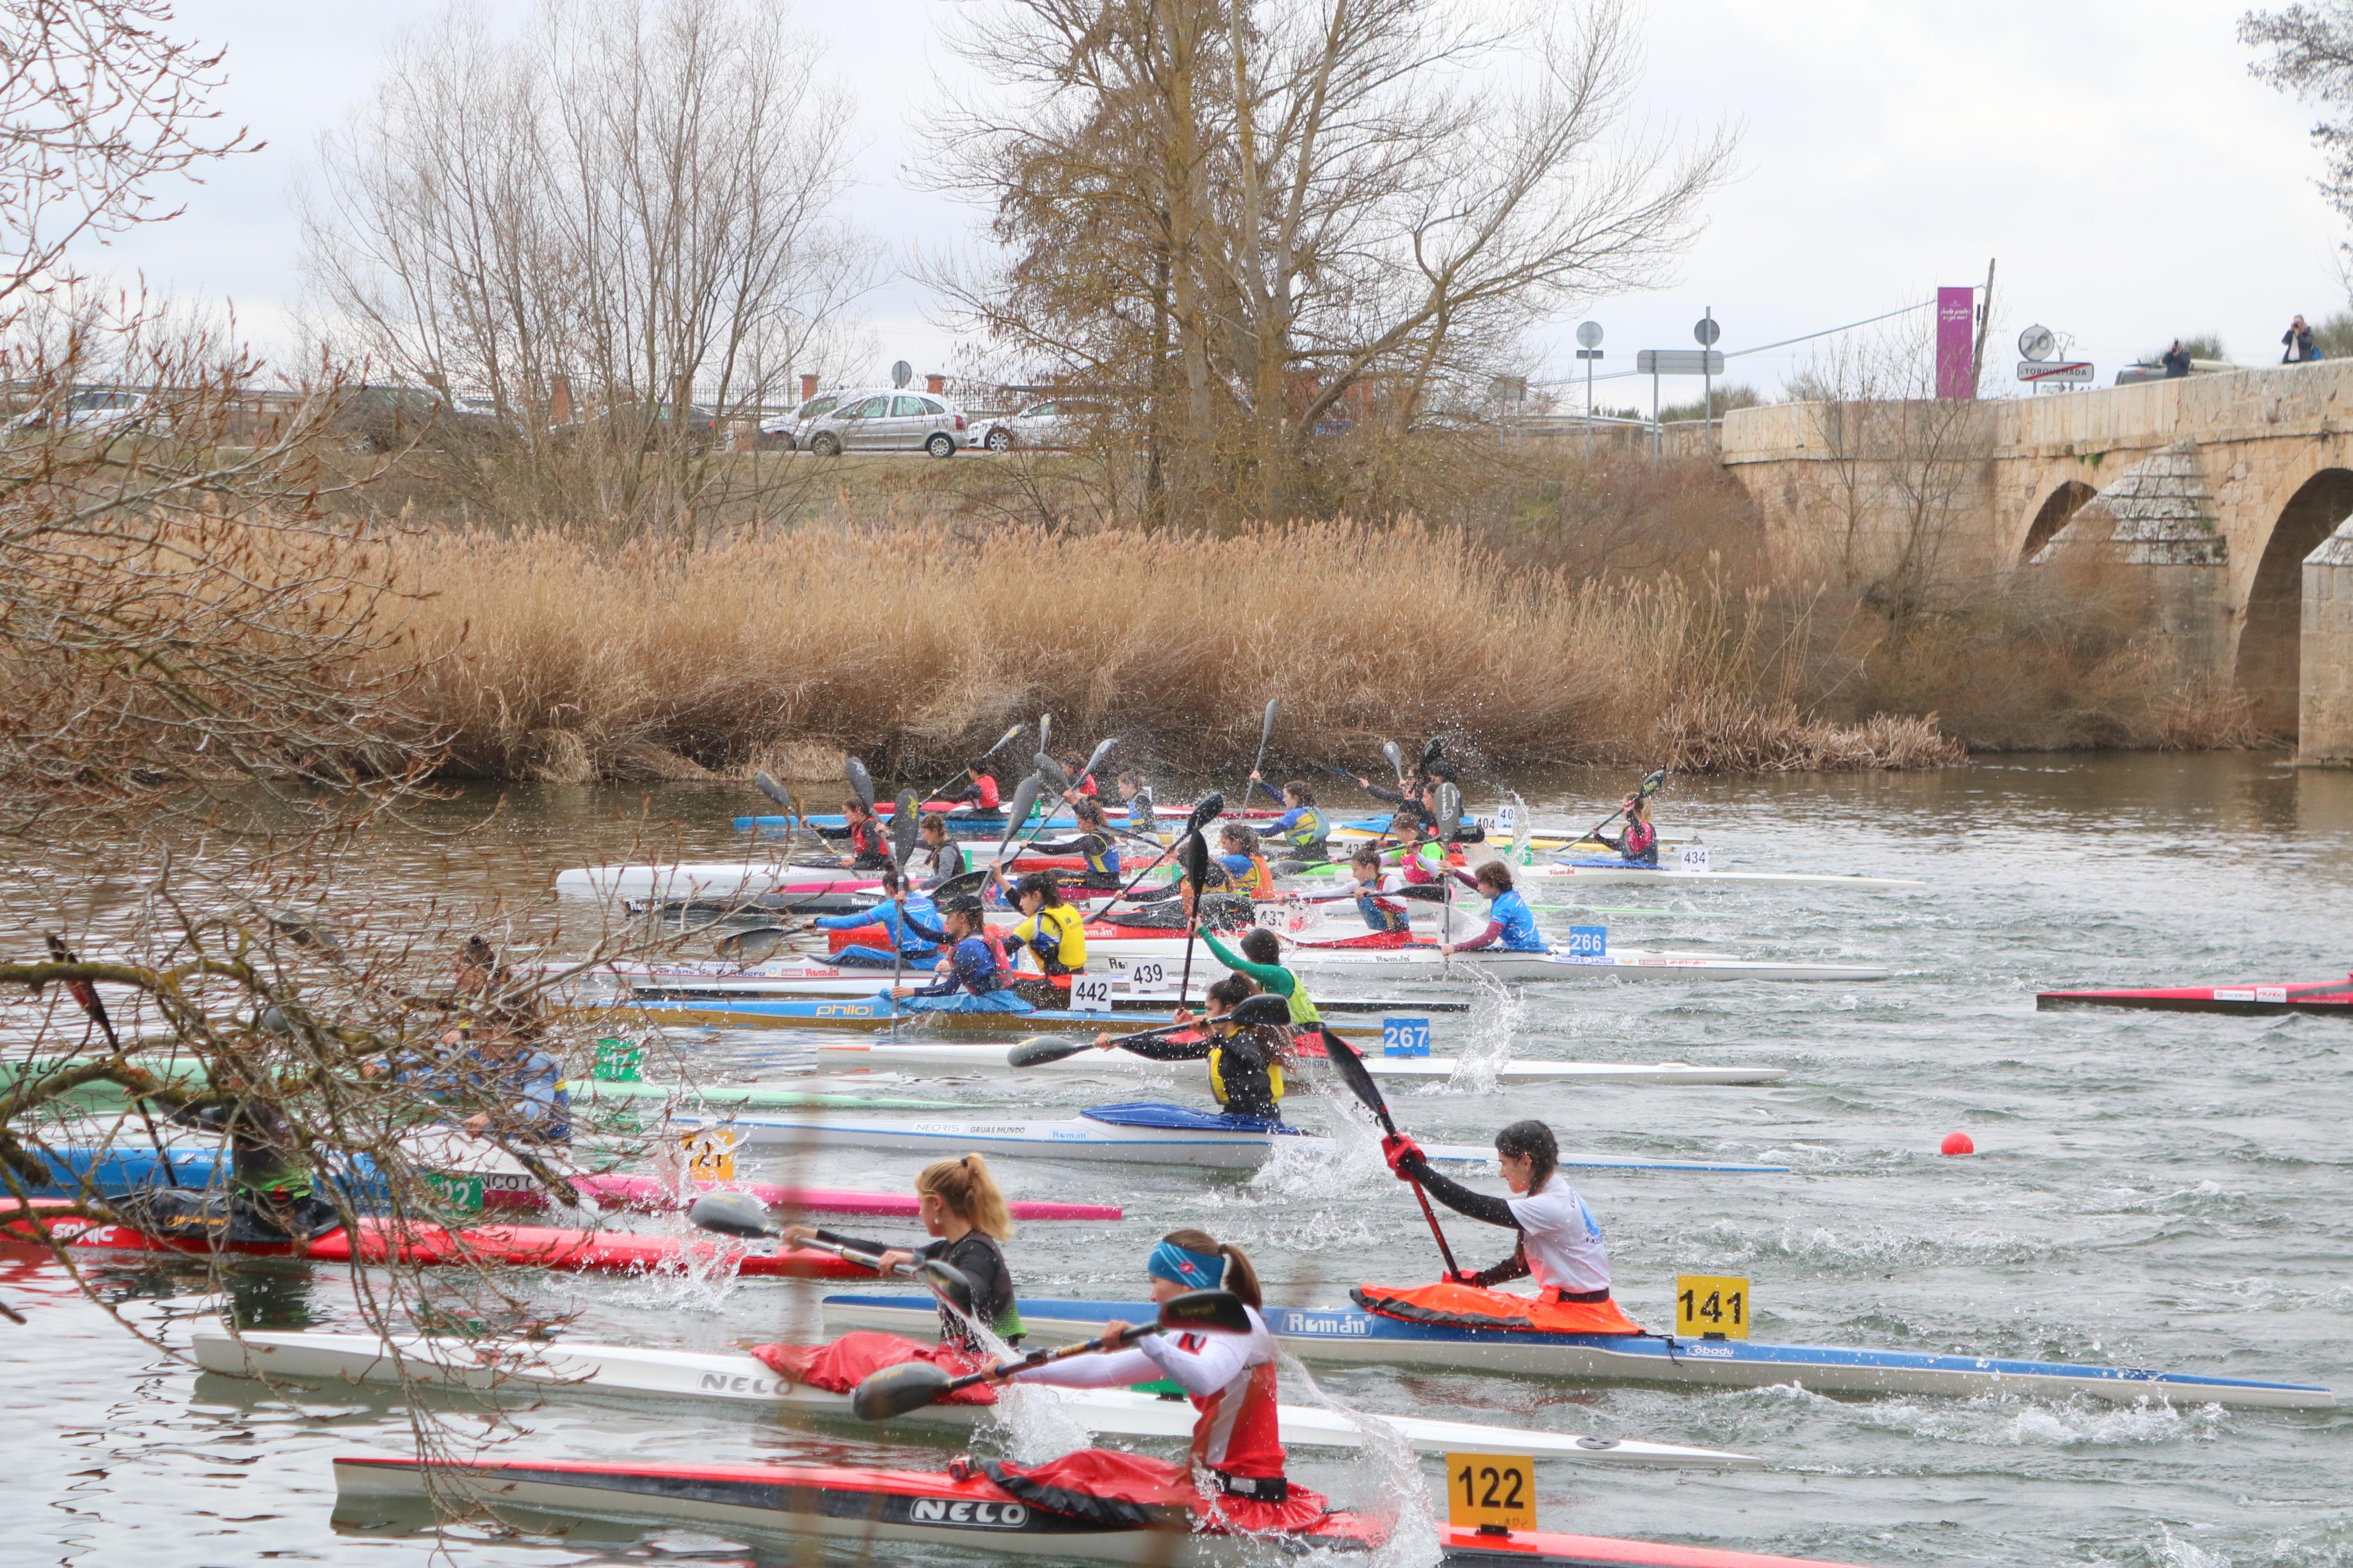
[2036,976,2353,1016]
[560,1175,1120,1222]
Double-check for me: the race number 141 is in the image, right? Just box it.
[1675,1274,1750,1338]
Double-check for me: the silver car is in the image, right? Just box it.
[969,398,1099,452]
[801,389,968,457]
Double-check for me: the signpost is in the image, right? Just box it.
[1634,347,1726,467]
[1575,320,1603,460]
[2018,361,2094,385]
[1695,309,1720,453]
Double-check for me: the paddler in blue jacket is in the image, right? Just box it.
[1347,844,1415,934]
[1247,772,1330,867]
[1437,861,1545,954]
[814,867,942,969]
[893,898,1033,1013]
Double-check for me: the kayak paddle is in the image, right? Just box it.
[1382,739,1406,786]
[1080,790,1222,914]
[850,1288,1252,1420]
[1237,697,1277,810]
[845,756,878,812]
[1435,780,1463,973]
[890,791,919,869]
[918,722,1025,805]
[47,933,179,1190]
[1176,826,1211,1006]
[687,1192,976,1312]
[1311,1027,1461,1277]
[754,770,801,848]
[1007,992,1291,1068]
[1578,768,1668,850]
[715,926,802,966]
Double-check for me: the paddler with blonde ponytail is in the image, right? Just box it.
[782,1153,1023,1347]
[988,1228,1317,1517]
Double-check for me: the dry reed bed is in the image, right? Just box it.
[381,520,1963,780]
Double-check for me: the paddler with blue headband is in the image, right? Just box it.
[988,1226,1316,1521]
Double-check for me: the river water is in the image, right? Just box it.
[4,753,2351,1568]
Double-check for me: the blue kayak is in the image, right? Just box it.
[608,994,1126,1033]
[819,1294,2337,1411]
[27,1146,390,1203]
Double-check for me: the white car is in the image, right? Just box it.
[968,399,1099,452]
[9,387,161,436]
[759,390,856,451]
[798,388,969,457]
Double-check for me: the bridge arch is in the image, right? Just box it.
[2235,466,2353,734]
[2018,479,2098,563]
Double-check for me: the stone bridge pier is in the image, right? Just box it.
[1717,361,2353,762]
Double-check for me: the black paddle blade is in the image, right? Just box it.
[914,1257,979,1315]
[850,1359,957,1421]
[1312,1028,1391,1127]
[715,927,788,966]
[1158,1288,1252,1335]
[930,869,988,898]
[1082,736,1116,779]
[1417,737,1443,774]
[1638,768,1667,799]
[1180,830,1210,893]
[1230,993,1291,1027]
[892,791,918,865]
[985,723,1025,758]
[1034,751,1072,795]
[1435,781,1463,838]
[1186,792,1224,834]
[1008,1034,1094,1068]
[996,773,1044,850]
[687,1190,780,1240]
[754,770,793,807]
[845,756,876,810]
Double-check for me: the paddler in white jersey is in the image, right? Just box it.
[1379,1118,1612,1302]
[986,1228,1303,1510]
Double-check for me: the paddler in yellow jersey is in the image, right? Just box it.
[1095,980,1289,1121]
[1004,870,1089,1008]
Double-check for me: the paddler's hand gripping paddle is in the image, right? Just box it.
[1007,992,1291,1068]
[1312,1027,1462,1278]
[688,1191,977,1313]
[1581,767,1669,849]
[850,1289,1253,1421]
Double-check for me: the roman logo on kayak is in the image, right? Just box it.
[907,1498,1031,1528]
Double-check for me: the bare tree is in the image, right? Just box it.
[300,0,876,538]
[924,0,1733,521]
[2242,3,2353,240]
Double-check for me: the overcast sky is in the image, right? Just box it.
[84,1,2351,403]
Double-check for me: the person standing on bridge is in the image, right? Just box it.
[2283,315,2318,363]
[2161,340,2192,378]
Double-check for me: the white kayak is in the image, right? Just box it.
[576,958,1452,1015]
[1080,940,1893,985]
[809,1041,1788,1087]
[190,1328,1756,1468]
[669,1105,1787,1174]
[1528,862,1923,890]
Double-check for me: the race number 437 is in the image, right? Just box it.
[1675,1274,1750,1338]
[682,1128,739,1182]
[1069,975,1115,1011]
[1445,1452,1535,1531]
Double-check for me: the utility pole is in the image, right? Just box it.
[1971,258,1996,398]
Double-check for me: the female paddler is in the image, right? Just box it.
[1246,771,1330,867]
[814,866,941,969]
[1436,861,1546,955]
[1346,842,1415,934]
[1099,975,1288,1121]
[988,1228,1312,1514]
[782,1153,1023,1347]
[892,897,1032,1013]
[1000,870,1089,1006]
[1026,797,1122,891]
[1380,1118,1614,1301]
[1198,926,1321,1025]
[1599,790,1659,866]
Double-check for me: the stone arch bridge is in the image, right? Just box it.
[1717,361,2353,761]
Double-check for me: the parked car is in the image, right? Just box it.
[799,389,968,457]
[758,390,854,451]
[2112,359,2244,386]
[968,398,1102,452]
[8,386,162,436]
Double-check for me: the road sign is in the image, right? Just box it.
[2018,325,2056,363]
[1575,320,1604,349]
[891,359,913,388]
[1694,314,1720,347]
[1636,350,1725,375]
[1574,349,1603,360]
[2017,360,2093,384]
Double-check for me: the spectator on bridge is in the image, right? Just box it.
[2161,340,2192,378]
[2282,315,2318,363]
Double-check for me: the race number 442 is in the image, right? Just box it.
[1069,975,1115,1011]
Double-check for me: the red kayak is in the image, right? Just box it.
[1,1201,862,1279]
[563,1175,1120,1222]
[331,1453,1879,1568]
[2036,976,2353,1016]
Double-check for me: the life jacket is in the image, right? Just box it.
[1280,804,1327,852]
[1081,833,1120,881]
[1013,901,1088,975]
[1208,1025,1284,1115]
[1235,854,1274,898]
[1621,817,1658,865]
[1188,1336,1287,1480]
[1355,875,1412,933]
[974,773,1001,809]
[1350,1279,1643,1336]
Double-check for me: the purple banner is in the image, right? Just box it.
[1936,286,1975,399]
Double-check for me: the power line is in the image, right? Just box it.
[1543,296,1938,386]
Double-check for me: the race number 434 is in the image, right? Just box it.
[1676,1274,1750,1338]
[1445,1452,1535,1531]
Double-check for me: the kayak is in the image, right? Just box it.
[1043,930,1891,986]
[561,1077,961,1111]
[565,1175,1120,1222]
[1529,862,1923,891]
[743,802,1283,833]
[331,1456,1868,1567]
[194,1328,1756,1467]
[555,863,882,903]
[1,1200,864,1279]
[591,994,1378,1037]
[807,1041,1789,1087]
[668,1103,1788,1174]
[2036,978,2353,1016]
[822,1295,2335,1411]
[588,957,1460,1015]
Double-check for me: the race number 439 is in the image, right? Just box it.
[1069,975,1115,1011]
[682,1128,739,1182]
[1445,1452,1535,1531]
[1676,1274,1750,1338]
